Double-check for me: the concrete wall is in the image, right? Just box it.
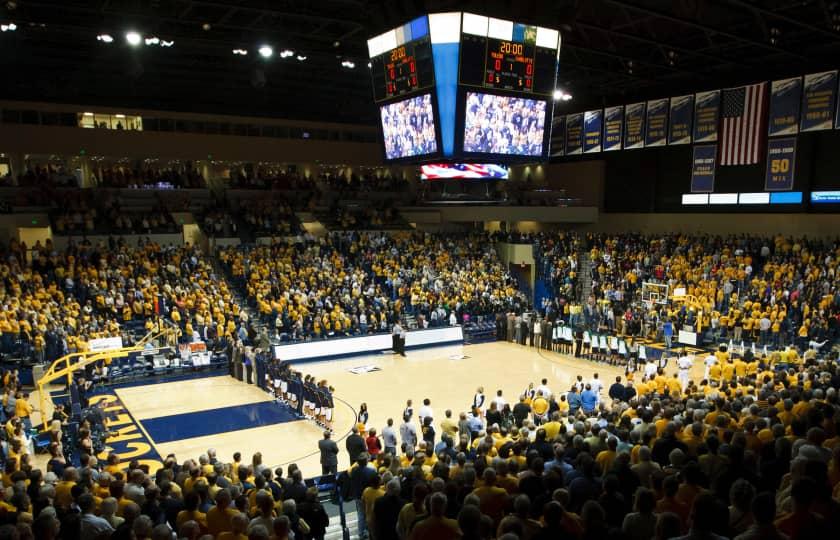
[583,213,840,237]
[0,125,381,164]
[400,206,599,225]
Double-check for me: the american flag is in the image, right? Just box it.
[720,82,767,166]
[420,163,508,179]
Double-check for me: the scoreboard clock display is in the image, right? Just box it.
[485,38,535,91]
[459,16,560,97]
[368,19,435,103]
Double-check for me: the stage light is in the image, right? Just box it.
[279,49,294,58]
[232,48,248,56]
[258,45,273,58]
[553,89,572,101]
[125,31,142,46]
[96,33,113,43]
[296,55,307,61]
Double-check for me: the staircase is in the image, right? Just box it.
[577,248,593,302]
[324,510,359,540]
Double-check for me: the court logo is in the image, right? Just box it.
[89,393,164,474]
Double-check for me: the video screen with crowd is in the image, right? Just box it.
[379,93,439,160]
[463,92,547,156]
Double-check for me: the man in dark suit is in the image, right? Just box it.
[345,426,366,464]
[318,430,339,476]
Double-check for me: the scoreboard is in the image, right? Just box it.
[459,14,559,96]
[369,17,434,103]
[367,13,560,162]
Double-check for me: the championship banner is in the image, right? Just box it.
[690,145,717,193]
[768,77,801,136]
[603,105,623,151]
[623,102,646,149]
[800,71,837,132]
[668,95,694,145]
[565,113,583,155]
[693,90,720,142]
[550,115,565,157]
[645,98,669,147]
[583,109,603,153]
[765,137,796,191]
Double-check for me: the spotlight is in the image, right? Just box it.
[232,48,248,55]
[258,45,273,58]
[552,89,572,101]
[296,55,307,61]
[279,49,294,58]
[125,31,142,46]
[96,33,114,43]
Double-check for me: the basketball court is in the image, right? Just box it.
[35,340,707,478]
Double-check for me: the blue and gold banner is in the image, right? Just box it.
[690,145,717,193]
[768,77,801,136]
[765,137,796,191]
[800,71,837,132]
[668,95,694,145]
[566,113,583,155]
[693,90,720,143]
[623,102,646,149]
[583,109,603,153]
[645,98,669,147]
[603,106,623,151]
[550,115,565,157]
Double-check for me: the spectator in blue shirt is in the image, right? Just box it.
[581,384,598,414]
[663,319,674,350]
[567,385,582,416]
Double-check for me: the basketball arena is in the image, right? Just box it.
[1,2,839,540]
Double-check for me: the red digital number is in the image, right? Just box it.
[525,79,532,88]
[389,68,395,80]
[494,59,501,71]
[410,61,415,73]
[411,75,417,86]
[526,63,533,75]
[487,73,494,83]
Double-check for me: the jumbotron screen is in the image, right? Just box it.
[379,94,439,160]
[421,163,508,179]
[463,92,547,156]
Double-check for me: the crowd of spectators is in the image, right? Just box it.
[219,232,528,341]
[228,169,312,191]
[341,329,840,540]
[0,237,241,364]
[51,192,179,236]
[93,165,205,189]
[321,173,410,194]
[325,204,405,231]
[578,234,839,350]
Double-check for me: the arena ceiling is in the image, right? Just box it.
[2,0,840,125]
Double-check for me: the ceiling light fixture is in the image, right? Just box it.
[296,55,307,61]
[125,31,142,46]
[0,22,16,32]
[258,45,273,58]
[552,89,572,101]
[279,49,294,58]
[96,33,113,43]
[232,48,248,55]
[341,60,355,69]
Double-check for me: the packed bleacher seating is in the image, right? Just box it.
[580,234,839,350]
[219,232,529,341]
[93,164,205,189]
[228,169,311,190]
[321,172,411,194]
[0,237,245,365]
[50,191,181,236]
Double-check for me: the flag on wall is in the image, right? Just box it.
[720,82,767,166]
